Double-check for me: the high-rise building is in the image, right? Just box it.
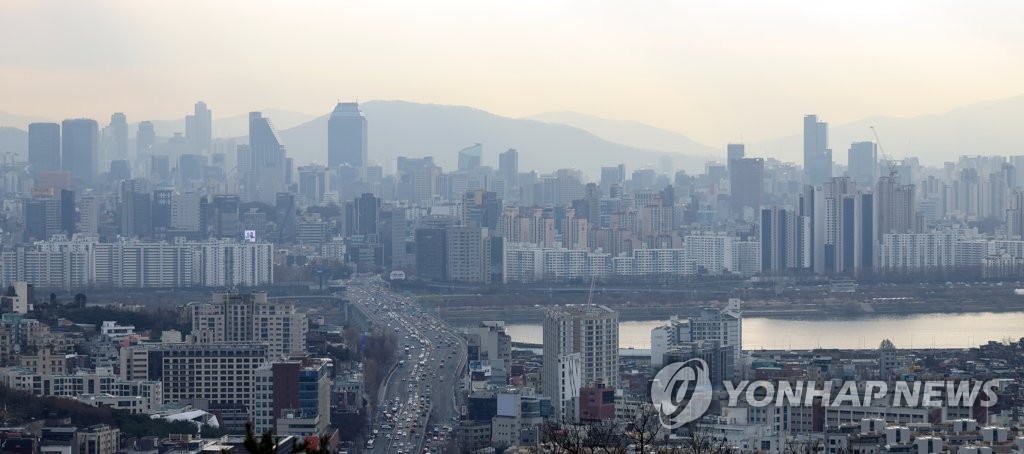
[499,149,519,190]
[60,189,75,236]
[803,115,832,185]
[446,227,486,283]
[876,175,915,238]
[650,300,741,369]
[108,113,129,163]
[802,178,875,275]
[212,194,241,239]
[120,180,152,239]
[458,143,483,171]
[542,305,618,421]
[462,190,501,230]
[346,193,380,237]
[726,143,745,173]
[61,119,99,186]
[188,291,307,359]
[327,102,367,170]
[760,207,811,273]
[136,121,155,161]
[242,112,287,204]
[298,165,329,205]
[414,228,447,281]
[848,141,878,189]
[600,164,625,197]
[28,122,60,177]
[186,101,212,154]
[254,358,333,436]
[23,197,59,242]
[730,157,764,216]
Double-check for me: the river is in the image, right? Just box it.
[503,312,1024,350]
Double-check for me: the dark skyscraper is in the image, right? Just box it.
[61,118,99,186]
[137,121,155,159]
[499,148,518,189]
[243,112,287,204]
[60,189,75,236]
[457,143,483,171]
[28,122,61,177]
[803,114,832,185]
[726,143,745,174]
[109,112,129,162]
[730,157,764,215]
[346,193,380,237]
[327,102,367,170]
[848,141,878,189]
[186,101,212,154]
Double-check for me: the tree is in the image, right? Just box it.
[73,293,87,308]
[243,422,277,454]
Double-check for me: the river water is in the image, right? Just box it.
[504,312,1024,350]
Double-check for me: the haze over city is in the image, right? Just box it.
[3,0,1024,154]
[2,2,1024,453]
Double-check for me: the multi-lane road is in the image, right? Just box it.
[346,278,467,454]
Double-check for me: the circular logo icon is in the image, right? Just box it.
[650,358,713,428]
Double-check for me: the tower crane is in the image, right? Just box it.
[870,126,898,179]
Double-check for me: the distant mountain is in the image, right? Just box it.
[145,108,316,138]
[527,111,718,159]
[277,100,707,175]
[0,111,54,130]
[0,127,27,158]
[751,94,1024,165]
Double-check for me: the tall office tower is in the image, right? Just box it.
[136,121,155,160]
[379,207,408,270]
[108,113,129,163]
[726,143,745,173]
[212,194,241,239]
[457,143,483,171]
[188,291,307,359]
[414,228,448,281]
[760,207,810,273]
[462,190,501,230]
[803,115,832,185]
[170,192,203,234]
[600,164,625,197]
[78,196,100,236]
[243,112,287,204]
[729,157,764,216]
[346,192,380,237]
[876,175,915,236]
[499,148,519,190]
[28,122,60,177]
[327,102,367,170]
[59,189,75,236]
[542,305,618,421]
[22,197,60,242]
[186,101,212,154]
[120,180,152,239]
[109,160,131,181]
[848,141,878,189]
[61,119,99,187]
[151,188,173,238]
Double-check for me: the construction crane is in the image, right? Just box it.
[870,126,898,179]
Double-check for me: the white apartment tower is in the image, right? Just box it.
[188,291,307,359]
[542,305,618,421]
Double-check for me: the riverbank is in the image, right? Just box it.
[418,284,1024,326]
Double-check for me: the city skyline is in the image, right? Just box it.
[2,1,1023,148]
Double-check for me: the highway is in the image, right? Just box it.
[346,277,468,454]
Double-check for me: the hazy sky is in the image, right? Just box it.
[2,0,1022,145]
